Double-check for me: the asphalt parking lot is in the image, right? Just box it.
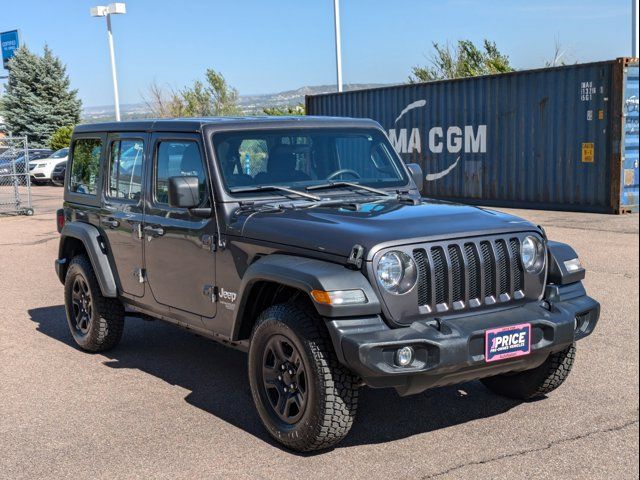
[1,185,638,480]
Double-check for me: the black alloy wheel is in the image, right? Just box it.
[261,334,308,424]
[248,303,359,451]
[64,255,125,352]
[71,276,93,335]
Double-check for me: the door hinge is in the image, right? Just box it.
[135,223,143,240]
[134,268,146,283]
[203,284,217,302]
[201,234,216,252]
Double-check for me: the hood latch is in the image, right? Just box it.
[346,244,365,270]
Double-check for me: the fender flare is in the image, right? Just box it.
[547,240,585,285]
[231,254,381,339]
[58,222,118,297]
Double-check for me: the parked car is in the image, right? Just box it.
[0,149,53,183]
[29,147,69,185]
[55,118,600,452]
[51,161,66,186]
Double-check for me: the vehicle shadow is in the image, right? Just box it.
[28,305,523,453]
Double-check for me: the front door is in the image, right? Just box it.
[143,133,217,318]
[100,133,147,297]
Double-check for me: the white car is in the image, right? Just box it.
[29,148,69,185]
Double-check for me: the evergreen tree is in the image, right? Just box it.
[0,45,81,147]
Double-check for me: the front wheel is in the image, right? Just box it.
[481,344,576,400]
[248,303,359,452]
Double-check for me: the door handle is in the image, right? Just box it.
[144,225,165,238]
[102,217,119,228]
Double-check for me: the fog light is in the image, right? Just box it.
[395,346,414,367]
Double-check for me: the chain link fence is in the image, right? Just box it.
[0,137,34,215]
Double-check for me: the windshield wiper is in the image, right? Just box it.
[230,184,321,201]
[306,181,394,197]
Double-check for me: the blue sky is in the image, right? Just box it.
[1,0,633,107]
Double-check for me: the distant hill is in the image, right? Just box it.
[82,103,151,122]
[82,83,393,121]
[237,83,391,113]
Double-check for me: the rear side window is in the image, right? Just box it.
[69,138,102,195]
[155,141,207,205]
[107,139,144,200]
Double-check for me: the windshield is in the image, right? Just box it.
[50,148,69,159]
[212,128,408,195]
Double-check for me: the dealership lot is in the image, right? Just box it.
[1,186,638,480]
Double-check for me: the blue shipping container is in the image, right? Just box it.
[306,58,639,213]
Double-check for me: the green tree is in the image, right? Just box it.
[409,39,513,82]
[0,46,81,147]
[204,69,240,116]
[48,125,74,150]
[145,69,240,117]
[263,104,305,116]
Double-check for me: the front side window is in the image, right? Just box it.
[69,138,102,195]
[107,139,144,200]
[213,128,408,193]
[155,141,207,205]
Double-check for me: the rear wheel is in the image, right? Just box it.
[481,344,576,400]
[248,303,359,452]
[64,255,125,352]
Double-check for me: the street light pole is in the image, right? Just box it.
[333,0,343,92]
[91,3,126,121]
[105,13,121,121]
[633,0,639,57]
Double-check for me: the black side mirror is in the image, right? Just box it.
[406,163,424,192]
[168,176,200,209]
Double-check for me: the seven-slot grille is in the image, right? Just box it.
[413,236,526,313]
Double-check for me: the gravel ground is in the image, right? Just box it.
[1,186,638,480]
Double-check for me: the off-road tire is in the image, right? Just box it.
[481,343,576,400]
[248,303,359,452]
[64,255,125,352]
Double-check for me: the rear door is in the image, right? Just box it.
[143,132,217,318]
[100,133,147,297]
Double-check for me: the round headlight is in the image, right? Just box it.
[376,251,417,294]
[521,235,545,273]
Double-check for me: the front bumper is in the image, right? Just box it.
[29,166,53,180]
[326,282,599,396]
[30,173,50,180]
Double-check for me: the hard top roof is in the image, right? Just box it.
[73,116,381,134]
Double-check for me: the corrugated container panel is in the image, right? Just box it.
[621,63,639,209]
[306,59,639,213]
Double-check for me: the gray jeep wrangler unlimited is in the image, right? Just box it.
[56,117,599,452]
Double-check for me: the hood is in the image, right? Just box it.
[231,198,538,259]
[29,157,66,166]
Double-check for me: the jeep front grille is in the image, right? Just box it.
[413,235,526,314]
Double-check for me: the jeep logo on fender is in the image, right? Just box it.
[387,99,487,181]
[219,288,237,303]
